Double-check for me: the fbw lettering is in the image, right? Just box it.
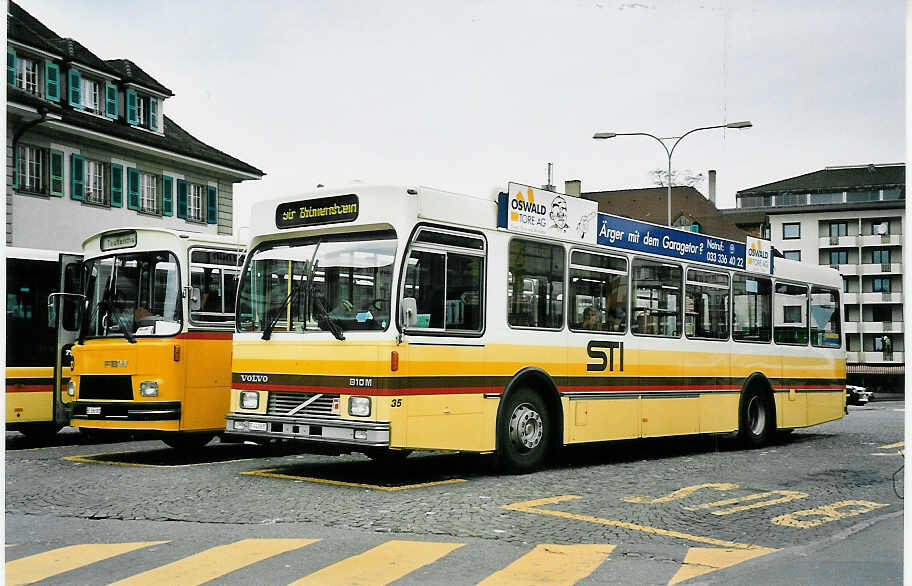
[586,341,624,372]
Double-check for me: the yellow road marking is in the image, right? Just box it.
[878,441,904,449]
[667,546,777,585]
[6,541,167,585]
[504,496,771,550]
[478,544,615,585]
[64,452,258,468]
[682,490,808,515]
[771,500,889,528]
[243,468,466,491]
[871,452,903,456]
[624,483,738,504]
[110,538,317,585]
[289,539,463,585]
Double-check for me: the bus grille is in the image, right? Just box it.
[267,392,340,418]
[78,375,133,400]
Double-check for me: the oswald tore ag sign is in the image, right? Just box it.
[499,182,599,244]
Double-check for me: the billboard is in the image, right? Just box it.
[499,182,598,244]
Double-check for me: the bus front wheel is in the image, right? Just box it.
[738,388,774,448]
[497,387,551,474]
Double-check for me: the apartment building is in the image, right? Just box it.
[723,163,905,394]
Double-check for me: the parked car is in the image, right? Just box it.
[846,385,873,406]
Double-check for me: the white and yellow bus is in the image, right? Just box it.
[68,228,243,450]
[225,184,845,472]
[6,248,82,439]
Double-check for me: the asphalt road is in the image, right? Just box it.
[5,401,904,584]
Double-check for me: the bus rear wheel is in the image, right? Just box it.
[497,387,551,474]
[738,388,774,448]
[162,433,215,451]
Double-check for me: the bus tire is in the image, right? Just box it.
[738,387,774,448]
[496,387,551,474]
[162,433,215,451]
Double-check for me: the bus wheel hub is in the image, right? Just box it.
[510,404,543,451]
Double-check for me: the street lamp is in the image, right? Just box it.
[593,121,752,226]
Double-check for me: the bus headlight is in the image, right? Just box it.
[67,380,75,397]
[349,396,371,417]
[240,391,260,410]
[139,381,159,397]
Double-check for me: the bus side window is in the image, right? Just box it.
[631,258,682,337]
[508,239,564,329]
[732,275,772,342]
[810,287,841,348]
[773,282,808,345]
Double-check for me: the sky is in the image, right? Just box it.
[20,0,905,228]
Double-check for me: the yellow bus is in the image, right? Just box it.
[67,228,243,450]
[225,184,845,472]
[6,248,82,439]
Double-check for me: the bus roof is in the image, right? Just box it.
[5,247,81,262]
[81,227,243,259]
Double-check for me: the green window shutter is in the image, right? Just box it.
[110,163,123,207]
[162,175,173,216]
[105,82,118,118]
[70,154,84,201]
[45,62,60,101]
[126,89,138,124]
[127,168,140,210]
[49,150,64,196]
[7,48,15,86]
[206,185,218,224]
[149,97,158,131]
[68,68,81,107]
[176,179,188,219]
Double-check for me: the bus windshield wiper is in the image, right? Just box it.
[102,299,136,344]
[312,296,345,341]
[262,260,308,341]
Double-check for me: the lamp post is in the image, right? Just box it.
[593,121,752,226]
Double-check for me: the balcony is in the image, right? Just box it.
[819,235,859,248]
[827,263,859,275]
[859,292,902,304]
[848,351,905,364]
[858,234,903,247]
[842,292,860,304]
[858,262,903,275]
[843,321,860,334]
[860,320,905,334]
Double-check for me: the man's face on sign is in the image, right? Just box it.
[551,197,567,225]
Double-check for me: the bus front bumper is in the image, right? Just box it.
[225,414,390,447]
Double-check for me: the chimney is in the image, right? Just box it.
[565,180,581,197]
[708,170,717,205]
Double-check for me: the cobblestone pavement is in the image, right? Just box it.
[5,401,904,582]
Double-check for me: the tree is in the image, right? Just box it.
[649,169,705,188]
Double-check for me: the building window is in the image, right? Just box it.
[738,195,772,208]
[140,173,159,214]
[842,277,851,293]
[16,144,44,192]
[188,183,204,221]
[81,77,102,115]
[782,250,801,261]
[874,335,892,352]
[782,223,800,239]
[882,187,904,201]
[84,159,107,205]
[872,249,891,264]
[829,250,848,265]
[872,278,891,293]
[871,221,890,235]
[776,193,805,206]
[872,305,892,322]
[809,192,842,205]
[15,56,39,94]
[846,190,879,202]
[829,222,848,238]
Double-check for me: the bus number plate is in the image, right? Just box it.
[249,421,268,432]
[87,406,102,415]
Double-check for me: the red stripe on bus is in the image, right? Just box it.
[560,385,742,393]
[176,332,233,340]
[6,385,54,393]
[233,383,502,396]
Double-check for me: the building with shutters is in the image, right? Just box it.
[6,1,264,251]
[722,163,905,395]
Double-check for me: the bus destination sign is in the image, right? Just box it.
[596,214,750,271]
[275,194,359,229]
[100,230,137,251]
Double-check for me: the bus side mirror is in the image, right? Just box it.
[400,297,418,327]
[189,287,202,311]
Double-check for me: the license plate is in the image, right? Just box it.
[249,421,268,432]
[87,406,101,415]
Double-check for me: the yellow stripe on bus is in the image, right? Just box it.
[6,542,167,585]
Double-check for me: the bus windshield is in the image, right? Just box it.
[237,233,397,335]
[83,251,182,338]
